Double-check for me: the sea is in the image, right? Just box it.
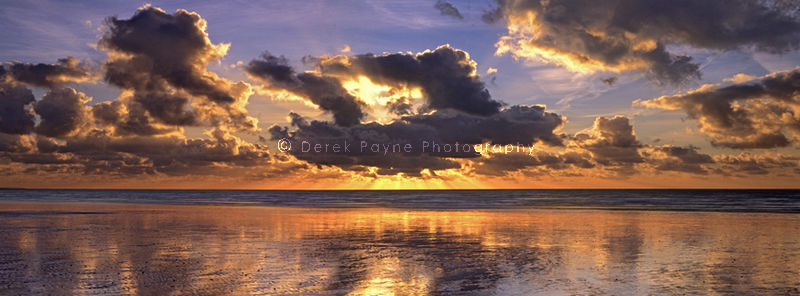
[2,189,800,295]
[0,189,799,212]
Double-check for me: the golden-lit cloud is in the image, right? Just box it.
[494,11,650,75]
[340,76,424,123]
[487,0,800,84]
[2,57,98,87]
[637,68,800,149]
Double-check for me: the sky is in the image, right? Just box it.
[1,0,800,189]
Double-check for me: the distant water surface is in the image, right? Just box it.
[1,189,799,212]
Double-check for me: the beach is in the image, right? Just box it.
[1,202,799,295]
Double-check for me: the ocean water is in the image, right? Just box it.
[1,190,800,295]
[0,189,799,212]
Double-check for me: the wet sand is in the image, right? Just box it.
[1,202,799,295]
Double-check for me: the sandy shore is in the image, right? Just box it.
[1,202,799,295]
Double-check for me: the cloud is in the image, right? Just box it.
[132,92,198,126]
[574,116,644,166]
[248,44,568,176]
[472,115,717,176]
[0,7,560,181]
[318,45,503,116]
[472,151,594,176]
[404,106,563,146]
[386,97,413,115]
[265,76,788,180]
[643,145,715,175]
[270,104,565,176]
[0,133,34,153]
[473,114,797,178]
[658,146,714,164]
[2,57,95,88]
[0,83,36,135]
[33,87,92,138]
[0,6,283,182]
[247,44,554,175]
[487,0,800,84]
[434,0,463,20]
[714,152,798,175]
[723,73,757,84]
[0,128,276,178]
[268,109,729,178]
[245,53,366,126]
[66,129,270,175]
[92,99,181,136]
[100,6,257,132]
[100,7,229,102]
[1,5,798,186]
[601,76,618,86]
[638,68,800,148]
[268,113,462,176]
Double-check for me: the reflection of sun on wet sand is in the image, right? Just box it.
[1,202,800,295]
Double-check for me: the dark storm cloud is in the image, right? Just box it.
[639,68,800,149]
[271,108,566,177]
[268,112,467,176]
[403,105,563,146]
[2,57,94,88]
[33,87,91,138]
[133,92,197,126]
[0,83,36,135]
[101,7,231,103]
[245,53,365,126]
[99,6,257,132]
[270,105,565,176]
[244,53,297,85]
[488,0,800,84]
[318,45,503,116]
[434,0,464,19]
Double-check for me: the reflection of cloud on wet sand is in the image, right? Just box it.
[1,203,800,295]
